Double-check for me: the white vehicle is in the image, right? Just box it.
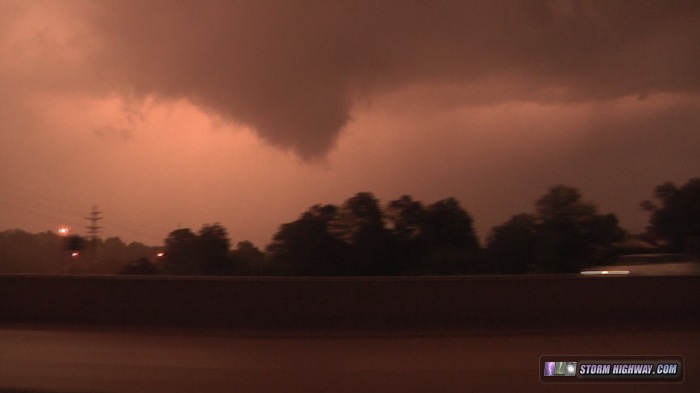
[581,254,700,276]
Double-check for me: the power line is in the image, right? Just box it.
[4,180,173,243]
[0,200,79,227]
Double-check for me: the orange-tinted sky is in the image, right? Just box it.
[1,0,699,247]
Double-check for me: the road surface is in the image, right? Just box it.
[1,323,697,392]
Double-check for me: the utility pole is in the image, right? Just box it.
[86,205,103,264]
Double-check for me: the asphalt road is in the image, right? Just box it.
[1,324,697,393]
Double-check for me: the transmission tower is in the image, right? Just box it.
[86,205,103,241]
[85,206,103,263]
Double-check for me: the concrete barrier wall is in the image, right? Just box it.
[0,275,698,329]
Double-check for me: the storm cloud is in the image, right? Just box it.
[74,0,700,157]
[2,0,700,246]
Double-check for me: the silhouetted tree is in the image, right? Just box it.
[78,237,159,274]
[330,193,385,243]
[0,229,162,275]
[196,224,232,275]
[641,178,700,252]
[523,185,623,273]
[163,228,200,275]
[231,240,266,274]
[412,198,480,274]
[162,224,232,275]
[486,186,625,274]
[420,198,479,250]
[486,214,537,274]
[331,193,400,275]
[386,195,424,242]
[535,186,624,272]
[385,196,482,274]
[269,193,482,276]
[535,185,596,223]
[385,195,425,272]
[267,204,348,275]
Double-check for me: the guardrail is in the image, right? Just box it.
[1,275,698,330]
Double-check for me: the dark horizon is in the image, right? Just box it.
[4,178,699,277]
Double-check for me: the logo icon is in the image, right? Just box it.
[555,362,567,375]
[544,362,555,376]
[565,362,577,376]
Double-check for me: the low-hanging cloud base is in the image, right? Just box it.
[1,1,699,247]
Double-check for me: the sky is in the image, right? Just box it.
[1,0,699,248]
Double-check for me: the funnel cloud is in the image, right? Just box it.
[1,1,699,247]
[79,0,700,157]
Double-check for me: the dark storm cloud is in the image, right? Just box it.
[82,0,700,157]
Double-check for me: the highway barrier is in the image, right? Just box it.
[1,275,698,330]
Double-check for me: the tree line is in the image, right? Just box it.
[1,178,698,276]
[0,231,157,274]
